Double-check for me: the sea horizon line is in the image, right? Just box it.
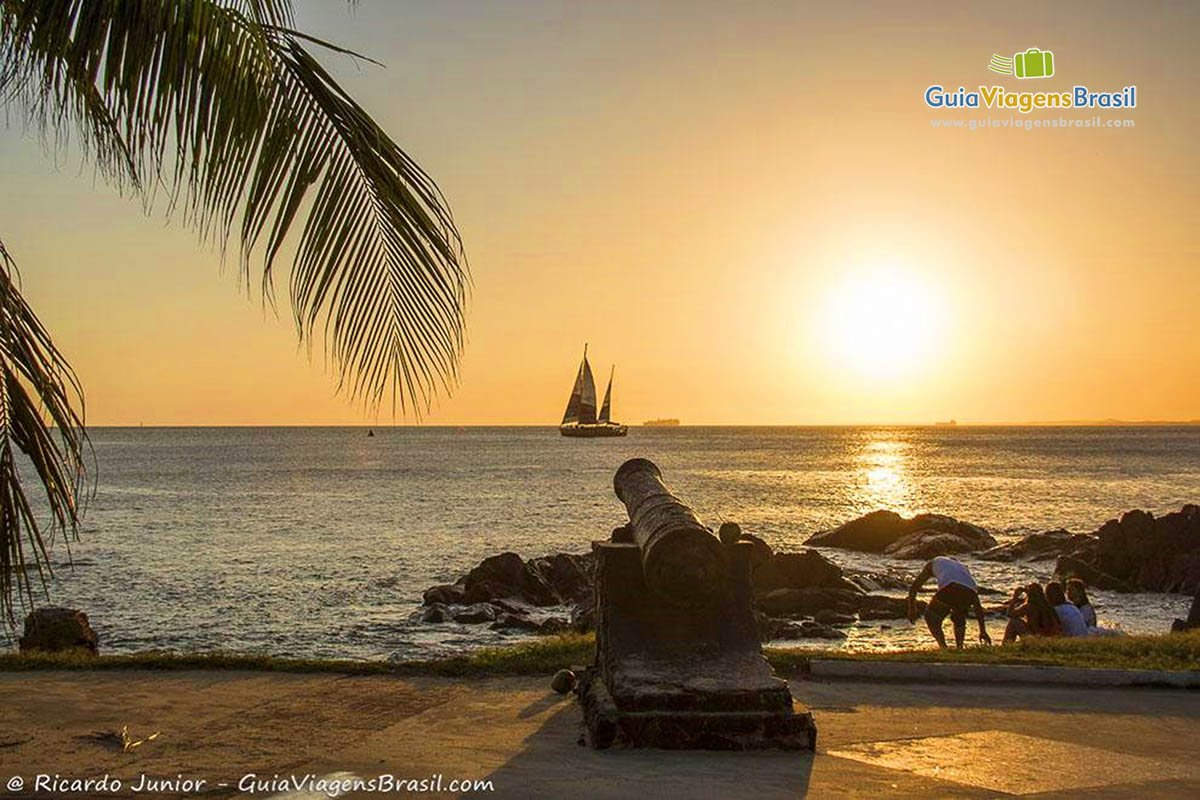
[73,420,1200,429]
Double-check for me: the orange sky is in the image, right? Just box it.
[0,1,1196,425]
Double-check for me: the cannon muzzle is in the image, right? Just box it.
[613,458,727,606]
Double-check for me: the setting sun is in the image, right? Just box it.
[822,268,943,378]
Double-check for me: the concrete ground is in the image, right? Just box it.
[1,670,1199,799]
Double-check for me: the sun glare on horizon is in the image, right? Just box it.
[821,268,943,379]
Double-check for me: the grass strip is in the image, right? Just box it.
[2,630,1198,677]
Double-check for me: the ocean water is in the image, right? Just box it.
[17,426,1200,659]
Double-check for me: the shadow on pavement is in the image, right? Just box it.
[483,694,814,800]
[795,677,1200,717]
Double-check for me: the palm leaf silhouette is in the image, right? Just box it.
[0,238,87,624]
[0,0,467,621]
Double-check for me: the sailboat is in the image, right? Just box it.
[560,345,628,438]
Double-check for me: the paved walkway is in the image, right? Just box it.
[1,671,1198,798]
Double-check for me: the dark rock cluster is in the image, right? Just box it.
[1172,590,1200,633]
[417,535,919,643]
[422,551,593,608]
[977,529,1095,562]
[416,504,1200,640]
[1054,505,1200,594]
[804,510,997,559]
[947,504,1200,595]
[19,607,99,655]
[419,551,594,633]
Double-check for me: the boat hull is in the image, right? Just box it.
[560,423,628,438]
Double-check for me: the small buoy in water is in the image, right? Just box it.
[551,669,577,694]
[717,522,742,544]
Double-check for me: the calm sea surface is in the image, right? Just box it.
[20,426,1200,659]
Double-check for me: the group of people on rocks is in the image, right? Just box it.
[905,555,1109,649]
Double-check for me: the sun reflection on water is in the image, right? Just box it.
[855,436,915,515]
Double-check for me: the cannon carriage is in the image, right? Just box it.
[575,458,816,750]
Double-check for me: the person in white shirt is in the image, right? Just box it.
[907,556,992,649]
[1046,581,1088,637]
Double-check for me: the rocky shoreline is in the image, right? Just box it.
[20,506,1197,657]
[804,510,997,558]
[417,544,905,643]
[802,504,1200,594]
[418,505,1200,643]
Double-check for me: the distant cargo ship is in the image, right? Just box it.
[934,419,958,427]
[643,418,680,427]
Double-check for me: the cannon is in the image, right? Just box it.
[575,458,816,750]
[612,458,727,607]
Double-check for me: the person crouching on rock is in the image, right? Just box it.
[907,556,991,649]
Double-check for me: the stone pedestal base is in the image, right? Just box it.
[578,667,815,750]
[578,540,817,750]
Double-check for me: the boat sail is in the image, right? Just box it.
[598,366,613,424]
[560,346,627,437]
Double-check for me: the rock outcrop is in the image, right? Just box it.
[882,531,975,560]
[751,549,858,595]
[1054,506,1200,594]
[805,511,996,557]
[418,537,873,641]
[740,532,779,574]
[1171,589,1200,633]
[755,586,861,617]
[1052,556,1135,593]
[755,612,848,641]
[19,607,99,655]
[490,614,569,635]
[422,551,594,609]
[526,552,595,605]
[856,594,925,620]
[842,569,913,593]
[417,505,1200,643]
[416,551,592,636]
[977,529,1095,562]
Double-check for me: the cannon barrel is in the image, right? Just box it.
[613,458,727,606]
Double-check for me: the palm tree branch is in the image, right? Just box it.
[0,1,468,621]
[0,237,87,624]
[2,0,468,410]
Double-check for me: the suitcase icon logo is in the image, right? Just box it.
[1014,48,1054,79]
[987,48,1055,79]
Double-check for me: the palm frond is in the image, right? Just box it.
[0,237,87,625]
[1,0,468,412]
